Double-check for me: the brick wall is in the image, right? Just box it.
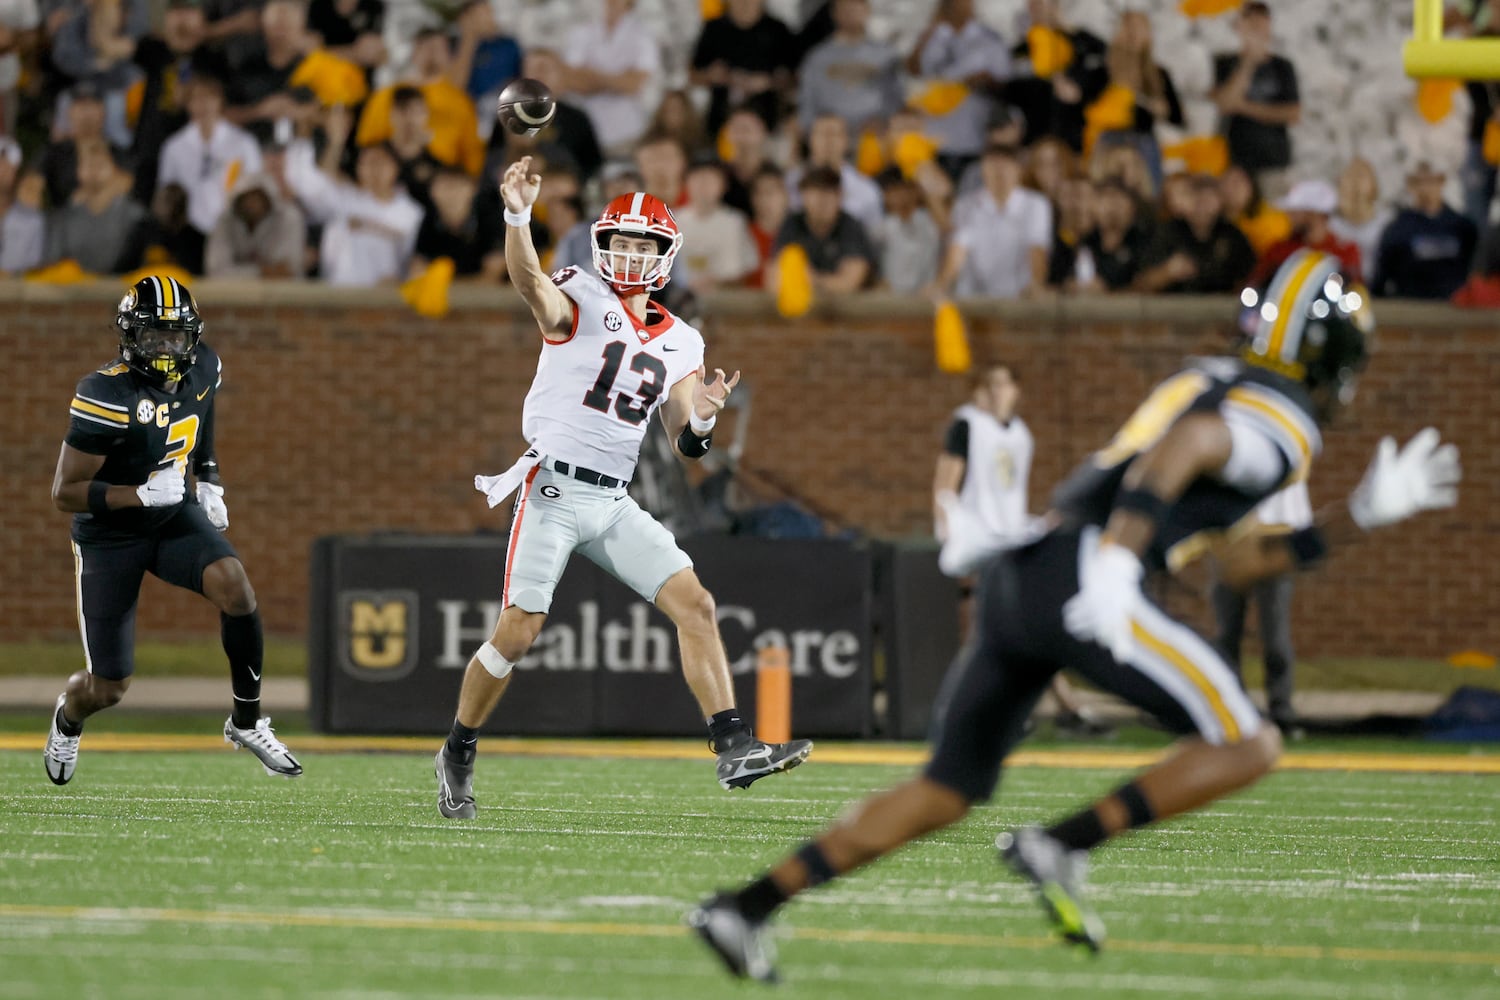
[3,282,1496,660]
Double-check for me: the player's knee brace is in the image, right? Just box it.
[474,641,516,680]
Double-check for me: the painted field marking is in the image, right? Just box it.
[0,903,1497,969]
[0,734,1497,774]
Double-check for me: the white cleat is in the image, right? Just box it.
[43,694,80,786]
[224,717,303,777]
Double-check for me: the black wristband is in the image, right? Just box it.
[677,425,712,459]
[1113,486,1171,526]
[1287,525,1328,568]
[87,479,111,517]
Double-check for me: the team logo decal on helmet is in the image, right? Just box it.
[115,275,204,386]
[590,192,684,294]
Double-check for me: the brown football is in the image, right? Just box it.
[496,78,556,136]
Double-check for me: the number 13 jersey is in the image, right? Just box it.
[523,267,706,483]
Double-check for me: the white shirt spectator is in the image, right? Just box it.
[1330,209,1394,288]
[563,10,661,153]
[953,186,1052,297]
[784,162,884,233]
[156,119,264,235]
[914,19,1011,157]
[675,204,758,285]
[284,140,423,286]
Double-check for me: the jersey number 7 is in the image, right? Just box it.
[582,340,668,426]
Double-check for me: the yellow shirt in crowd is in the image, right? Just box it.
[356,80,485,177]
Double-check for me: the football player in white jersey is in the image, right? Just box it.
[434,156,814,818]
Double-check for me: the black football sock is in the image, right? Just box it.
[707,709,751,753]
[55,702,83,738]
[446,720,480,763]
[222,610,264,729]
[1048,780,1157,851]
[733,875,790,923]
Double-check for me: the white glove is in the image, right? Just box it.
[1348,427,1462,531]
[135,467,186,508]
[1063,542,1144,661]
[197,481,229,530]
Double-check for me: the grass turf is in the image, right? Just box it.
[2,744,1498,999]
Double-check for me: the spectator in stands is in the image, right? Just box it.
[307,0,384,78]
[674,155,757,291]
[1023,135,1074,204]
[906,0,1010,176]
[39,82,126,208]
[1158,169,1193,223]
[746,163,787,287]
[490,47,602,184]
[1071,177,1149,291]
[357,28,483,176]
[954,106,1026,199]
[786,113,882,233]
[647,89,709,158]
[1331,158,1393,282]
[1095,9,1182,185]
[772,165,875,293]
[412,165,503,281]
[386,85,441,211]
[130,0,229,201]
[1046,172,1094,287]
[548,193,593,272]
[157,73,264,237]
[690,0,796,135]
[1005,0,1107,155]
[0,0,38,135]
[634,131,686,206]
[872,169,939,294]
[126,181,205,272]
[1248,178,1362,287]
[0,158,45,274]
[720,103,774,216]
[286,105,421,286]
[224,0,311,126]
[451,0,517,111]
[797,0,902,136]
[1212,1,1300,197]
[1220,163,1288,256]
[1374,161,1478,300]
[933,143,1050,299]
[203,0,265,63]
[45,145,144,273]
[205,168,305,276]
[49,0,148,146]
[1091,139,1154,213]
[564,0,660,155]
[1135,173,1254,293]
[599,160,643,203]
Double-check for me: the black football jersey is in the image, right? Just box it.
[65,342,222,541]
[1050,357,1321,574]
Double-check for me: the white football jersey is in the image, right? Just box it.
[521,267,705,482]
[953,403,1034,537]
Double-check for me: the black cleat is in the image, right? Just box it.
[997,826,1106,953]
[716,738,813,791]
[687,893,779,983]
[435,748,476,819]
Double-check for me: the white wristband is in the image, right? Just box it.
[503,205,532,227]
[690,411,717,435]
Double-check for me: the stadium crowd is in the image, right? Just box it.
[0,0,1496,304]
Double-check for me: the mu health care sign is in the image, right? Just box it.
[309,535,873,736]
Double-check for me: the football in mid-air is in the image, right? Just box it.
[496,78,556,136]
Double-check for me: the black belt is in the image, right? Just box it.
[549,461,626,490]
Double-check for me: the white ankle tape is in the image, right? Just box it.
[475,642,515,679]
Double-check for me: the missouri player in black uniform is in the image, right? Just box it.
[690,250,1463,980]
[43,275,301,784]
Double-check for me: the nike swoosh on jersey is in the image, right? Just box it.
[662,346,679,352]
[196,387,211,400]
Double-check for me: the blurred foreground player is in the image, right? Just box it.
[690,249,1461,980]
[434,156,812,819]
[44,276,301,785]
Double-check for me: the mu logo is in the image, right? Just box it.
[339,590,420,680]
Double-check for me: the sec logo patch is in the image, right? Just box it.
[603,311,623,332]
[136,400,155,423]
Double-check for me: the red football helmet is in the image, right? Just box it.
[590,192,683,294]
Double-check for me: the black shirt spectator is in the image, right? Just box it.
[772,166,876,291]
[1136,175,1255,293]
[690,0,797,134]
[1077,179,1149,290]
[1374,163,1479,300]
[124,182,207,274]
[308,0,383,48]
[224,0,309,121]
[487,48,602,183]
[1212,2,1300,173]
[413,168,503,278]
[1005,18,1109,153]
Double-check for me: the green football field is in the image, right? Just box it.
[2,736,1498,1000]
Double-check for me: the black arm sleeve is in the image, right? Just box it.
[194,401,221,485]
[943,418,970,458]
